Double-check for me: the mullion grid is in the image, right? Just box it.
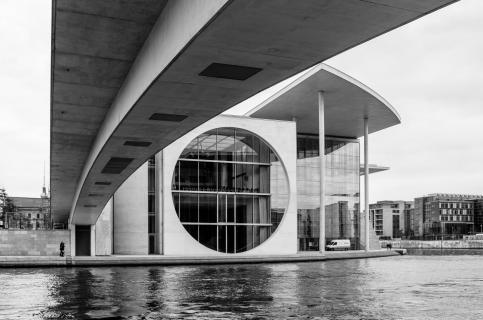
[175,128,272,253]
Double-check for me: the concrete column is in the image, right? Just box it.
[364,117,370,251]
[113,163,149,255]
[69,224,75,257]
[318,92,326,253]
[156,150,164,255]
[90,225,96,256]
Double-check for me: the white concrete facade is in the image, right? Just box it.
[87,111,397,256]
[112,163,149,255]
[161,115,297,256]
[81,59,408,257]
[93,115,298,256]
[95,199,113,256]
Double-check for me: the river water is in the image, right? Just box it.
[1,255,482,319]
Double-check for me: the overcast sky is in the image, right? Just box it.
[0,0,481,204]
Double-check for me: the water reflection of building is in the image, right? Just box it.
[70,64,399,256]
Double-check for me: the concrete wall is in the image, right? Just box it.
[406,248,483,255]
[360,214,381,250]
[95,199,113,255]
[161,115,297,256]
[0,230,70,256]
[113,163,148,255]
[381,239,483,249]
[413,198,424,237]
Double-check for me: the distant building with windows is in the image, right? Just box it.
[369,201,413,239]
[412,194,483,237]
[474,199,483,234]
[3,186,51,230]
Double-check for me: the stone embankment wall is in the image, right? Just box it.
[0,230,70,256]
[380,240,483,249]
[406,248,483,255]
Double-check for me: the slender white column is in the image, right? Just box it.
[319,92,326,253]
[364,117,370,251]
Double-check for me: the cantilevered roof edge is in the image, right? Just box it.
[245,63,401,128]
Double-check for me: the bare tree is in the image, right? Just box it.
[0,188,15,229]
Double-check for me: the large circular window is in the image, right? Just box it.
[172,127,288,253]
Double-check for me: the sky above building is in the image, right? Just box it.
[0,0,481,204]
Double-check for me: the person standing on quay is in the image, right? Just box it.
[59,241,65,257]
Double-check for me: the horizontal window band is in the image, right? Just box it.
[178,158,273,166]
[172,191,272,196]
[181,222,273,227]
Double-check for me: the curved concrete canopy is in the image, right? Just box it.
[360,164,390,176]
[51,0,458,225]
[246,63,401,137]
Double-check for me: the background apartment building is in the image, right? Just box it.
[412,194,483,238]
[370,201,414,239]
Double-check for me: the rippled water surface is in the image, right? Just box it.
[1,256,483,319]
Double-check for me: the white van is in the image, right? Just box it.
[325,239,351,251]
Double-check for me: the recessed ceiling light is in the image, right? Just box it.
[124,140,152,147]
[199,63,262,80]
[149,113,187,122]
[101,157,134,174]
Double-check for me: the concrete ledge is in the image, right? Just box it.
[0,256,68,267]
[0,250,399,268]
[406,248,483,255]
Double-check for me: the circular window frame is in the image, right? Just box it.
[170,127,290,253]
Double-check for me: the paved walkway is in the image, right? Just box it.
[0,249,403,268]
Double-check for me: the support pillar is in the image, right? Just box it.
[156,150,164,255]
[69,224,75,257]
[364,117,370,251]
[90,225,96,256]
[319,92,326,253]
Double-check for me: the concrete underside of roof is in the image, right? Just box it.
[246,63,401,137]
[51,0,458,225]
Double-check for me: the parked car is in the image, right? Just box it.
[326,239,350,251]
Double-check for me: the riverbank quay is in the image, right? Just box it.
[0,250,402,268]
[380,239,483,255]
[406,248,483,255]
[381,239,483,249]
[0,230,70,256]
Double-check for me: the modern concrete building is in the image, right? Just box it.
[78,63,396,256]
[370,200,414,239]
[412,194,483,238]
[49,1,459,256]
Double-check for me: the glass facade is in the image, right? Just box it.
[297,134,360,251]
[172,128,288,253]
[148,157,157,254]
